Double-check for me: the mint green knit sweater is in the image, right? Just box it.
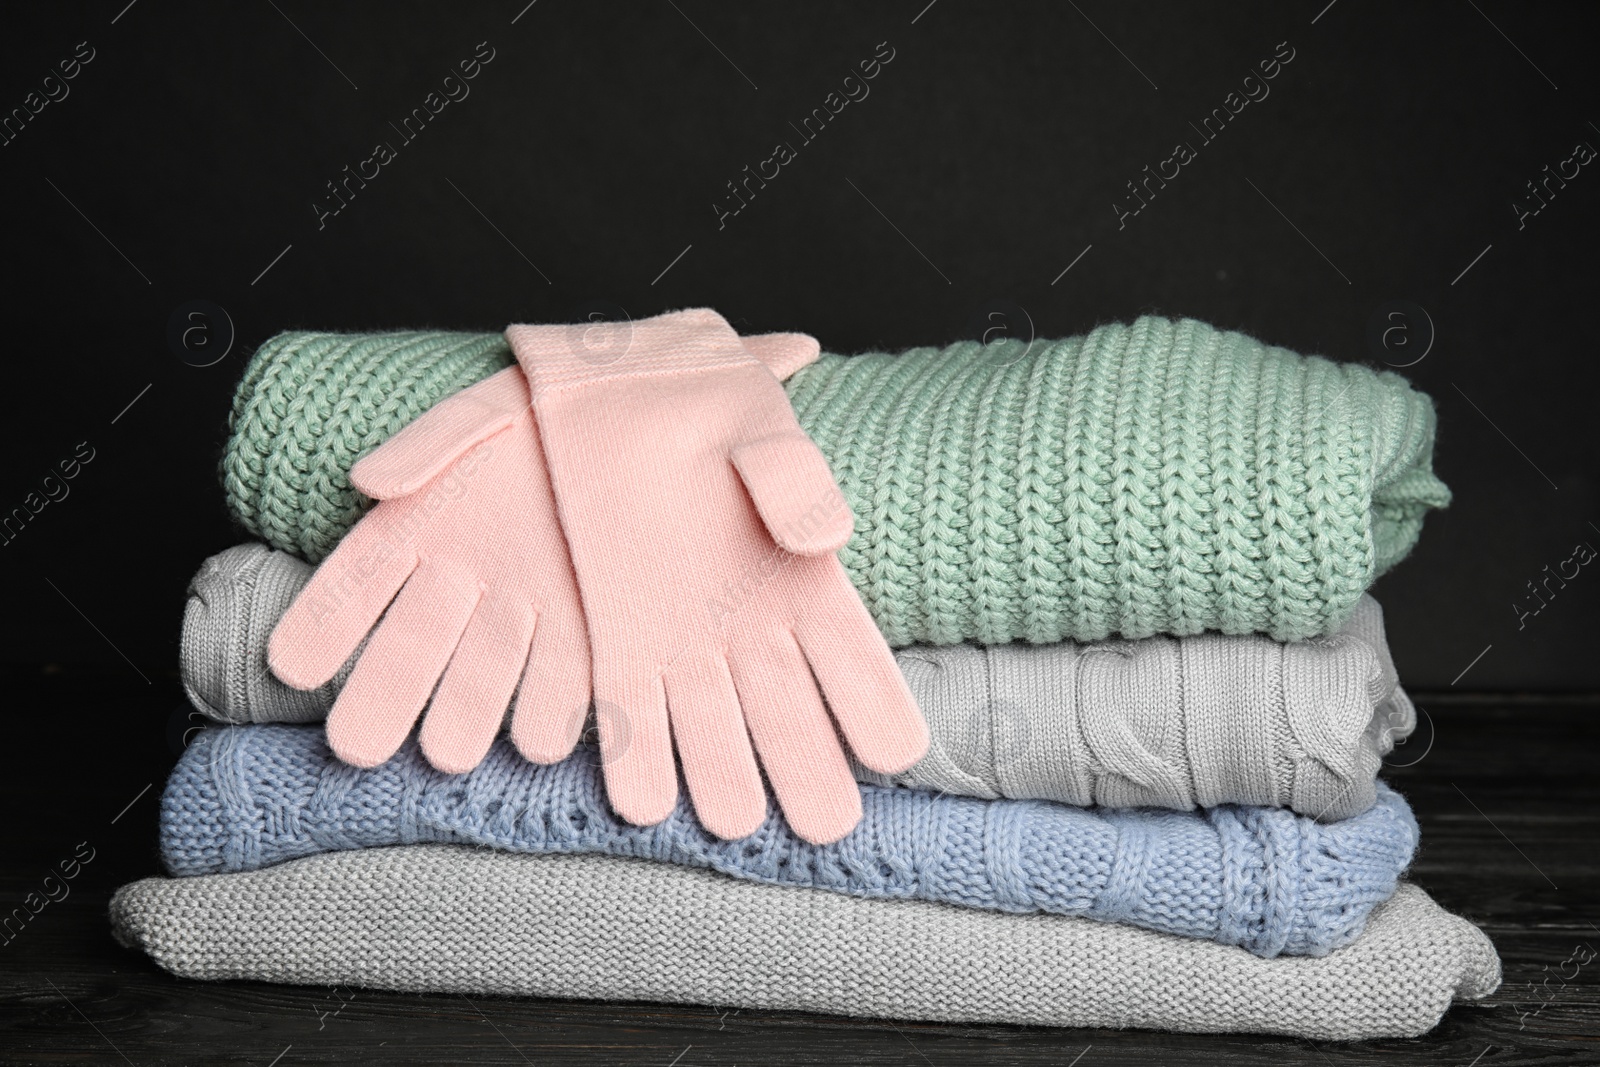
[222,317,1449,643]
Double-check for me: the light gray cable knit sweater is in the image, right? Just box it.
[183,544,1417,819]
[110,844,1500,1040]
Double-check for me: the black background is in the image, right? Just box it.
[2,3,1599,1063]
[3,1,1598,692]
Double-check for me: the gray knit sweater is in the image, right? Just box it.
[110,844,1500,1040]
[182,543,1416,819]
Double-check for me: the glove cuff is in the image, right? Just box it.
[506,308,756,395]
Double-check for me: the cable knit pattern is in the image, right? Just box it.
[160,725,1418,957]
[874,593,1417,821]
[110,847,1500,1040]
[222,319,1450,642]
[182,544,1417,820]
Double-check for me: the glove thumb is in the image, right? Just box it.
[352,367,529,498]
[731,432,854,555]
[742,332,821,381]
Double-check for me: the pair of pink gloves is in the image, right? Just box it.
[267,309,928,844]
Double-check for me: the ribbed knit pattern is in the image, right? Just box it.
[183,543,1416,820]
[222,319,1450,642]
[110,846,1501,1040]
[161,724,1418,957]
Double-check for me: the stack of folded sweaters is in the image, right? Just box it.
[111,314,1500,1041]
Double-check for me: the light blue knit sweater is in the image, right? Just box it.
[161,726,1417,958]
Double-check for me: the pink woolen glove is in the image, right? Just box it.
[267,367,591,774]
[266,331,829,780]
[506,309,929,845]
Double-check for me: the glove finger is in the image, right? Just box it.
[595,673,676,828]
[351,368,529,499]
[419,596,538,774]
[664,653,766,840]
[510,610,592,765]
[268,514,419,690]
[794,572,930,776]
[727,628,862,845]
[324,558,481,768]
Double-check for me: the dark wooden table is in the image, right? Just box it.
[2,665,1596,1065]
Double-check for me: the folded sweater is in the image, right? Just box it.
[111,844,1501,1040]
[222,318,1449,642]
[184,543,1416,820]
[162,724,1418,957]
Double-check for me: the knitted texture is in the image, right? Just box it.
[110,845,1502,1040]
[222,318,1450,642]
[876,591,1416,821]
[264,367,593,778]
[502,310,927,842]
[161,724,1418,957]
[184,543,1416,820]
